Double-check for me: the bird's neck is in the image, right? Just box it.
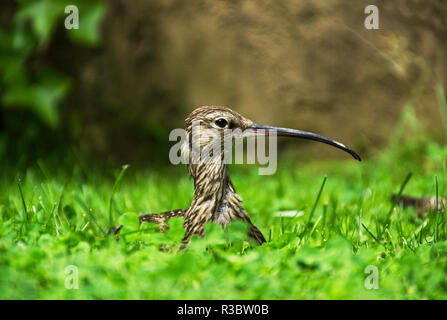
[182,135,244,225]
[183,147,251,230]
[188,159,229,201]
[186,154,240,223]
[182,136,229,200]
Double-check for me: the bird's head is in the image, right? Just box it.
[186,106,252,147]
[185,106,361,161]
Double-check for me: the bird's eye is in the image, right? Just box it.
[214,118,228,128]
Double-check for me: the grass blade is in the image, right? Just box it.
[386,172,412,223]
[109,164,130,229]
[17,178,28,238]
[434,175,439,242]
[362,223,377,242]
[307,176,327,225]
[300,176,327,240]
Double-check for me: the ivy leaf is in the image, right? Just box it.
[2,70,71,128]
[67,1,105,46]
[16,0,65,44]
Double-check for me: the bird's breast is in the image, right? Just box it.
[213,190,245,227]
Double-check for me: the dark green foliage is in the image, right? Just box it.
[0,1,105,165]
[0,0,104,127]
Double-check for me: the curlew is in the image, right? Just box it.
[138,106,361,248]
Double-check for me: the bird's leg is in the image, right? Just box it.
[139,209,186,233]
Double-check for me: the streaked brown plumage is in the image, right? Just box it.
[138,106,361,248]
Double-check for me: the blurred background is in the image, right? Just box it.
[1,0,446,167]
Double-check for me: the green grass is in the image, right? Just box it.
[1,138,447,299]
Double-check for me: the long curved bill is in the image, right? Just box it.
[248,123,361,161]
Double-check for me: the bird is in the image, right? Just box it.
[138,106,361,248]
[391,194,446,218]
